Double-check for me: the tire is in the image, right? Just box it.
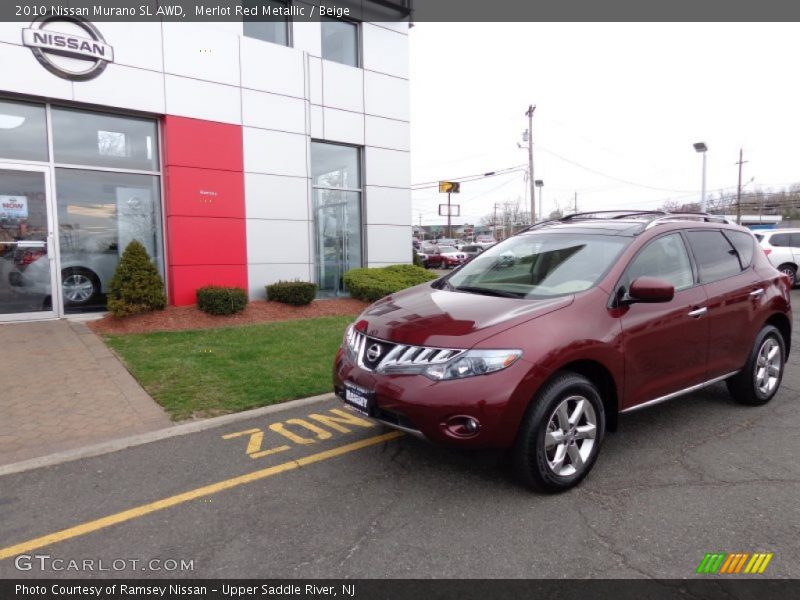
[61,267,100,306]
[513,372,606,493]
[777,264,796,287]
[726,325,785,406]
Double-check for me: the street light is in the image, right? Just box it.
[535,180,544,222]
[693,142,708,212]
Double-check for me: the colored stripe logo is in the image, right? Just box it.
[696,552,773,574]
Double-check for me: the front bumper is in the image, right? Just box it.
[333,347,547,448]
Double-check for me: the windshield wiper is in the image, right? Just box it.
[454,285,524,298]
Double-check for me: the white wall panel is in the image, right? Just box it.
[292,21,322,57]
[365,115,410,151]
[74,64,165,114]
[364,71,409,121]
[323,108,364,145]
[365,147,411,189]
[242,89,306,134]
[165,75,241,124]
[362,24,409,79]
[308,56,323,105]
[93,22,163,72]
[243,128,308,177]
[309,105,324,139]
[245,173,310,221]
[162,23,240,86]
[365,186,411,226]
[367,225,413,264]
[247,263,313,299]
[0,43,73,101]
[321,60,364,113]
[247,219,311,264]
[0,23,23,45]
[241,36,305,98]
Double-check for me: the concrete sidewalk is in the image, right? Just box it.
[0,319,171,466]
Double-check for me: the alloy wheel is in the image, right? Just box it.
[62,273,95,303]
[755,337,782,396]
[544,395,597,477]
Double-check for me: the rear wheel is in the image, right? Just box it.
[726,325,785,406]
[777,264,797,287]
[513,372,605,493]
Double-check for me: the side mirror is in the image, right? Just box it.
[627,276,675,303]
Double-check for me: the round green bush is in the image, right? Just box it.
[343,264,437,303]
[107,240,167,318]
[196,286,248,315]
[266,280,317,306]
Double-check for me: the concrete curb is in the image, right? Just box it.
[0,392,337,478]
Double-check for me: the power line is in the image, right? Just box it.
[411,165,526,189]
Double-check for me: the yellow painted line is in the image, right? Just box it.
[0,431,403,562]
[758,553,773,574]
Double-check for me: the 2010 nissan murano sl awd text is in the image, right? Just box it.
[333,211,792,492]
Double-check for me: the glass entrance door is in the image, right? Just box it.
[0,165,57,321]
[315,189,362,296]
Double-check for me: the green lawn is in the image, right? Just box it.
[104,316,354,420]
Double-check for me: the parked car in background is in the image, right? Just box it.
[461,244,487,260]
[476,235,496,245]
[421,244,467,269]
[335,211,791,492]
[755,229,800,286]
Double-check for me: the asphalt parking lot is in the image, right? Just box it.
[1,299,800,579]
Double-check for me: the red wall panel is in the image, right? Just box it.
[162,115,247,306]
[166,166,245,219]
[167,216,247,267]
[169,265,249,307]
[163,116,243,172]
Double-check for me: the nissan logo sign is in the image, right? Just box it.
[366,344,382,363]
[22,16,113,81]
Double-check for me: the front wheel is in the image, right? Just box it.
[513,372,606,493]
[726,325,785,406]
[61,267,100,306]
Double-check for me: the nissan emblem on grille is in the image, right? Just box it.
[366,344,382,362]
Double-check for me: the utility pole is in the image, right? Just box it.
[418,212,424,241]
[493,202,499,240]
[525,104,536,223]
[574,191,578,214]
[736,148,748,225]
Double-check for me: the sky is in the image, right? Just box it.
[408,22,800,227]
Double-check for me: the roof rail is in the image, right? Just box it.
[517,210,668,234]
[644,212,731,229]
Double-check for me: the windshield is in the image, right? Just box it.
[446,232,630,298]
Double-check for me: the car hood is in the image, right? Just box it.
[355,283,573,348]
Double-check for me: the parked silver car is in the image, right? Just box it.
[755,229,800,286]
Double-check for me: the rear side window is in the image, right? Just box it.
[686,231,742,283]
[770,233,791,247]
[723,230,755,268]
[626,233,694,291]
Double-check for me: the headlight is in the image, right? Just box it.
[424,349,522,381]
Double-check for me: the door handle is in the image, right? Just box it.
[687,307,707,318]
[749,288,765,298]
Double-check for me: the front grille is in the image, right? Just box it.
[346,328,465,374]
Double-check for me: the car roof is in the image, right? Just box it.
[517,210,749,238]
[762,228,800,235]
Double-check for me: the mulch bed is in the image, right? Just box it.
[87,298,369,335]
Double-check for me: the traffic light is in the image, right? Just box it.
[438,181,461,194]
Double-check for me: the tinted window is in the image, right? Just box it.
[770,233,791,247]
[243,0,289,46]
[687,231,742,283]
[626,233,694,291]
[321,18,359,67]
[754,233,764,242]
[724,230,755,268]
[791,233,800,248]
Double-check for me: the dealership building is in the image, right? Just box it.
[0,5,411,321]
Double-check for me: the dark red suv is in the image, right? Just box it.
[333,212,792,492]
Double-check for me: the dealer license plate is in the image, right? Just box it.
[343,383,373,416]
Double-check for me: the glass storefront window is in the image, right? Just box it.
[52,107,159,171]
[55,169,163,313]
[0,99,48,162]
[311,142,362,296]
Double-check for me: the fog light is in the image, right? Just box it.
[444,415,481,438]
